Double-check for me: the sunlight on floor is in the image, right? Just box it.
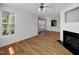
[8,47,15,55]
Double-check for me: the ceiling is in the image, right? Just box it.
[1,3,73,19]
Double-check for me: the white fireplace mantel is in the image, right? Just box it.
[60,4,79,41]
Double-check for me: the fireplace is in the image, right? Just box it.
[63,30,79,55]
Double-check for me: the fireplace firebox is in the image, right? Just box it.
[63,30,79,55]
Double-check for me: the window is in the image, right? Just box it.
[1,11,15,36]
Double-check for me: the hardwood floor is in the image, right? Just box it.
[0,31,72,55]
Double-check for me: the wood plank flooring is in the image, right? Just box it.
[0,31,72,55]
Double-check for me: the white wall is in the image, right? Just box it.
[60,4,79,41]
[46,18,52,31]
[0,5,38,47]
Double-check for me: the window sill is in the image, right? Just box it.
[0,34,16,38]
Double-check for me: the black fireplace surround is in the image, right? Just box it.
[63,30,79,55]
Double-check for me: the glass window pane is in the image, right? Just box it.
[2,30,9,35]
[2,11,15,36]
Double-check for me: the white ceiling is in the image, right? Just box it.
[2,3,72,19]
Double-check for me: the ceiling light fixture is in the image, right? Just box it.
[38,3,46,12]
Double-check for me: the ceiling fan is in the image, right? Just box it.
[38,3,51,12]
